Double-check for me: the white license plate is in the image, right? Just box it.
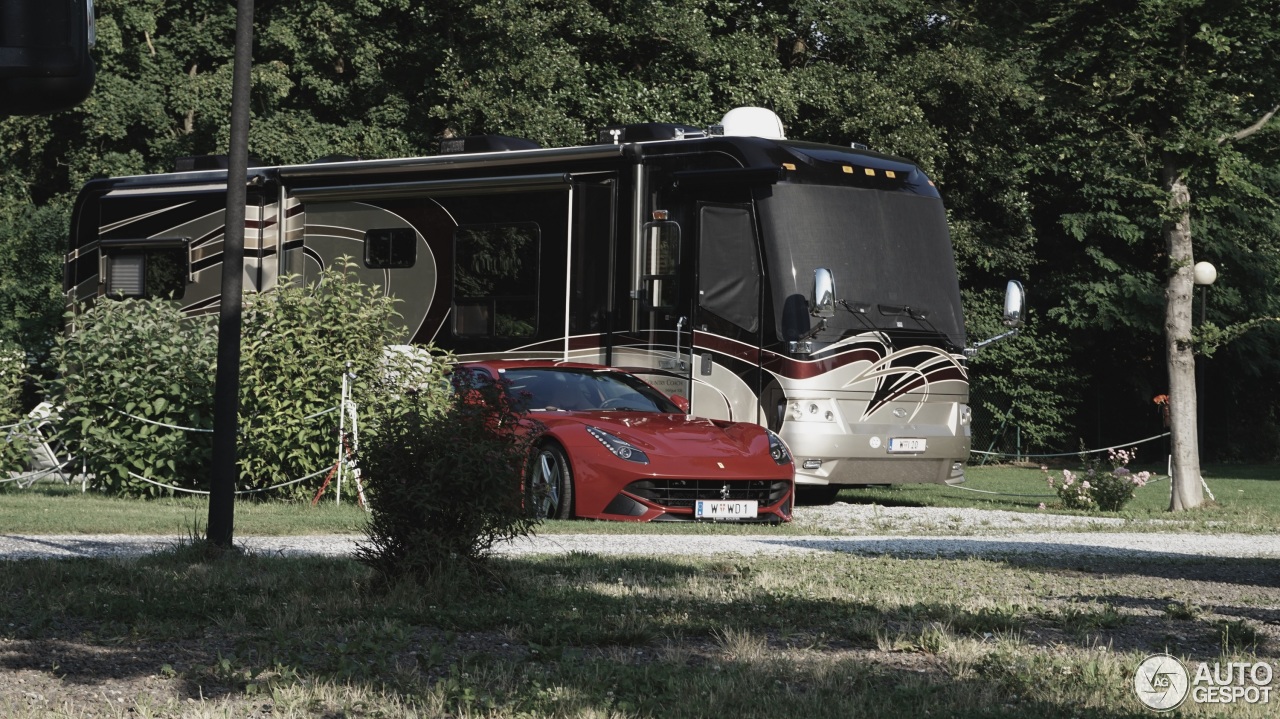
[888,437,927,453]
[695,500,758,519]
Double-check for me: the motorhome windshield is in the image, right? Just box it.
[757,183,966,350]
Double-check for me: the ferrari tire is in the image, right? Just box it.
[531,443,575,520]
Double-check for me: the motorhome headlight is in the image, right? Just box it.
[586,426,649,464]
[959,404,972,426]
[786,399,838,423]
[766,429,792,465]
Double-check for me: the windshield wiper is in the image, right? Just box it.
[837,299,894,349]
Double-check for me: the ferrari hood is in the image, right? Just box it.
[537,411,769,459]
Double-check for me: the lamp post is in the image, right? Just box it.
[1193,261,1216,458]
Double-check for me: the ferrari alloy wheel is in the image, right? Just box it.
[531,443,574,520]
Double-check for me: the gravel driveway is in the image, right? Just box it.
[2,504,1277,560]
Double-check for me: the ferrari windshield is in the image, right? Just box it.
[500,368,681,413]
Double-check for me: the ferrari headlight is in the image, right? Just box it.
[586,426,649,464]
[766,429,792,465]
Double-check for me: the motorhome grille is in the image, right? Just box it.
[624,479,789,508]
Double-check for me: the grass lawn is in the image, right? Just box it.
[1,543,1277,718]
[1,464,1277,717]
[2,463,1278,536]
[831,463,1280,533]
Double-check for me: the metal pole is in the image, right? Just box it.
[206,0,254,548]
[1197,284,1206,455]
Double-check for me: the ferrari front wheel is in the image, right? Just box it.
[531,443,574,520]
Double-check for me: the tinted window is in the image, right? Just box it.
[640,221,680,311]
[453,224,539,338]
[364,227,417,269]
[105,246,188,300]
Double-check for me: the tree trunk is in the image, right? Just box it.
[1162,155,1204,511]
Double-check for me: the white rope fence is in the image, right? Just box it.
[969,431,1170,459]
[4,398,359,502]
[127,465,332,496]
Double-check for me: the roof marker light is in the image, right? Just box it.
[842,166,853,174]
[864,168,876,176]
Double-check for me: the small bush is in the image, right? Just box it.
[1042,447,1151,511]
[357,372,543,581]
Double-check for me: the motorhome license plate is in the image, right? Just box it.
[888,437,926,453]
[696,500,758,519]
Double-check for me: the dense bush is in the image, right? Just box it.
[45,260,435,497]
[45,299,217,494]
[0,344,34,475]
[357,372,543,581]
[237,258,413,498]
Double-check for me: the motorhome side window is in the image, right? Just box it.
[101,241,189,300]
[452,223,539,338]
[364,227,416,269]
[641,221,680,311]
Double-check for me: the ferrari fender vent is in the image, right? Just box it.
[624,479,790,509]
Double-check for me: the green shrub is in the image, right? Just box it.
[45,258,445,497]
[0,344,33,475]
[237,258,414,497]
[44,298,217,494]
[357,372,543,581]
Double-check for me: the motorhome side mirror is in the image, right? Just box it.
[1002,279,1025,328]
[812,268,836,318]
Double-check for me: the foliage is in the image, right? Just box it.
[0,344,33,473]
[0,345,25,423]
[44,260,434,497]
[44,298,218,495]
[6,0,1280,463]
[357,370,542,581]
[966,293,1082,451]
[1043,448,1152,512]
[237,258,417,497]
[0,197,74,369]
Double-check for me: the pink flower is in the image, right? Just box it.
[1082,481,1091,490]
[1063,469,1075,486]
[1038,503,1046,510]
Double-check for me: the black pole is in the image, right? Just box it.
[207,0,254,548]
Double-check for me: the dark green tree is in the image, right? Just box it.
[1012,0,1280,507]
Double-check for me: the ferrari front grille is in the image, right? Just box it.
[624,479,790,508]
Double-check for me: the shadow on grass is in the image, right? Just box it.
[2,546,1277,717]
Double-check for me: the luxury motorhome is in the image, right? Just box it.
[65,107,1023,501]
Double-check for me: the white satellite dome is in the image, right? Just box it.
[717,107,786,140]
